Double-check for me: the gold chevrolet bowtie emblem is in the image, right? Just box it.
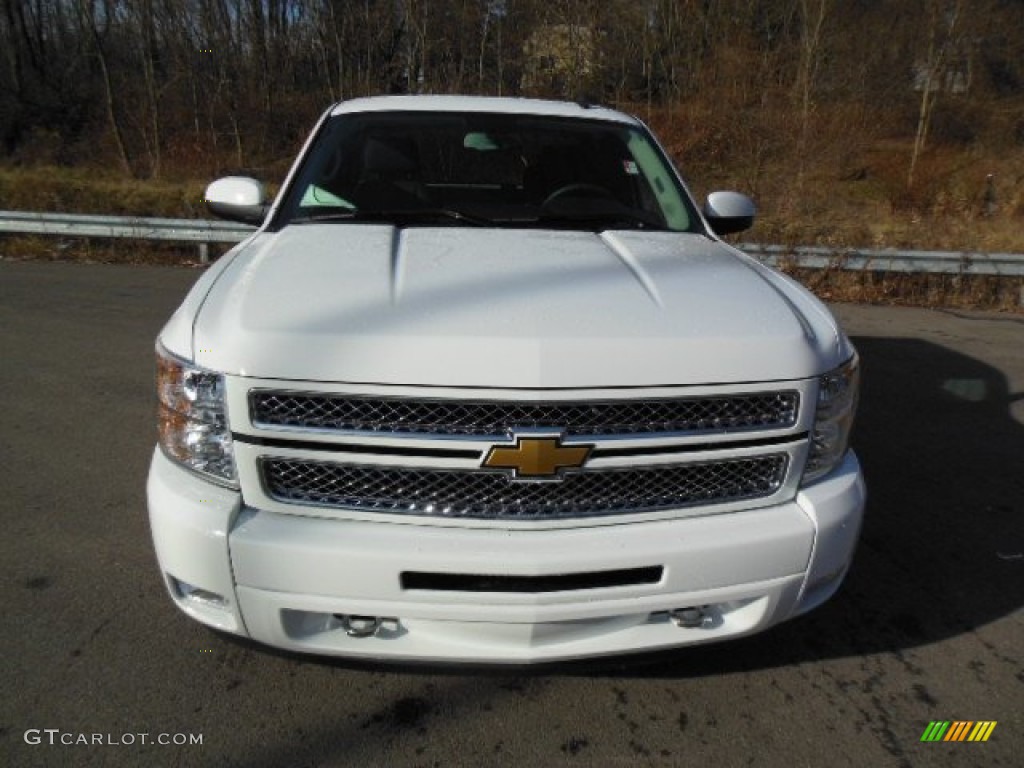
[483,436,593,479]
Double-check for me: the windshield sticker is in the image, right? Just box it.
[623,160,639,175]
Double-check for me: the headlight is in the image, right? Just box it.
[156,344,237,486]
[803,353,860,484]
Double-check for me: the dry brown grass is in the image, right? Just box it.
[0,167,207,218]
[779,265,1023,313]
[0,236,213,267]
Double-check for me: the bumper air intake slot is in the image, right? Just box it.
[400,566,663,593]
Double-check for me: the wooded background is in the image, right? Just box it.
[3,0,1021,182]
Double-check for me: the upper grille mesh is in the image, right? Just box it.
[260,455,789,520]
[250,391,799,437]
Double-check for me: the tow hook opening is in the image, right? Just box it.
[669,606,712,628]
[333,614,399,638]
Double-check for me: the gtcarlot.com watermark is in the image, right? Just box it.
[24,729,202,746]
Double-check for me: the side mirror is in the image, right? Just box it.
[703,191,756,236]
[205,176,268,225]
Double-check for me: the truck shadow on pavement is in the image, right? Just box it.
[612,334,1024,678]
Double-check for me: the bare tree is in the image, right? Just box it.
[909,0,965,187]
[77,0,133,174]
[791,0,829,193]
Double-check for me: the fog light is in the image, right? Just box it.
[172,577,228,608]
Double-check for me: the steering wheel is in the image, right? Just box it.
[542,183,615,206]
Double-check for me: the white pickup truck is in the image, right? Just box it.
[148,95,864,663]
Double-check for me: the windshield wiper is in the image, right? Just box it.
[291,208,493,226]
[533,210,669,231]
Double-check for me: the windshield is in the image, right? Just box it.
[274,111,701,232]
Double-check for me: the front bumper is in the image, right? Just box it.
[147,448,865,663]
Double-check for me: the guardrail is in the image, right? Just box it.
[0,210,254,263]
[1,210,1023,278]
[741,243,1024,277]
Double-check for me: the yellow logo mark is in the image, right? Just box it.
[483,436,592,479]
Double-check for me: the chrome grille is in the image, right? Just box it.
[260,455,789,520]
[250,391,799,437]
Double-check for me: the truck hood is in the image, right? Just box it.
[187,225,847,387]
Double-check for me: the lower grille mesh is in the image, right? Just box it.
[260,455,788,520]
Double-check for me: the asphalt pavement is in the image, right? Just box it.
[1,260,1021,767]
